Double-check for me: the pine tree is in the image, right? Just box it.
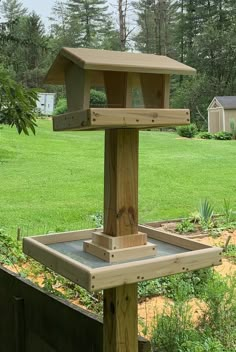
[0,0,26,22]
[133,0,174,55]
[67,0,109,48]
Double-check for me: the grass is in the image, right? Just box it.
[1,119,236,237]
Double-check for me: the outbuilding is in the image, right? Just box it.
[208,96,236,133]
[36,93,56,115]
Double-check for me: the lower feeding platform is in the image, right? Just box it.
[23,224,222,292]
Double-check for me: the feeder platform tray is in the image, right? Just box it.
[23,224,222,292]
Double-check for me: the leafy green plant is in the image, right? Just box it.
[151,300,197,352]
[200,274,236,351]
[53,89,107,116]
[230,119,236,140]
[0,65,37,135]
[53,97,67,115]
[176,124,198,138]
[198,199,214,229]
[222,198,234,224]
[213,131,232,140]
[176,219,195,234]
[0,229,26,266]
[198,131,213,139]
[224,244,236,264]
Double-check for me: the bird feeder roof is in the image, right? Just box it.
[45,47,196,84]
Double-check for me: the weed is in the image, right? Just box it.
[176,219,195,234]
[224,244,236,264]
[0,229,26,266]
[91,212,103,228]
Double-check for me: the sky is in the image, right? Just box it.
[21,0,117,29]
[21,0,56,27]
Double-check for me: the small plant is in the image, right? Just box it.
[224,244,236,264]
[198,131,213,139]
[222,198,233,224]
[91,212,103,228]
[176,124,198,138]
[0,229,26,266]
[213,131,232,140]
[176,219,195,234]
[198,199,214,229]
[230,119,236,140]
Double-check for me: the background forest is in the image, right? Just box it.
[1,0,236,129]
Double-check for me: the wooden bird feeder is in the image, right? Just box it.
[23,48,222,352]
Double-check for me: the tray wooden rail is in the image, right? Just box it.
[53,108,190,131]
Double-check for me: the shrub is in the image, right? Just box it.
[198,132,213,139]
[213,131,232,140]
[90,89,107,107]
[0,65,37,134]
[176,124,198,138]
[53,98,67,115]
[53,89,107,116]
[230,119,236,140]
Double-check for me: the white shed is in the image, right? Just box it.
[208,96,236,133]
[36,93,56,115]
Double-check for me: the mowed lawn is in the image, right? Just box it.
[0,119,235,237]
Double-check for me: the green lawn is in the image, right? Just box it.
[0,120,235,237]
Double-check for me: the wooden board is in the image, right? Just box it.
[23,226,223,292]
[91,231,147,250]
[53,108,190,131]
[45,47,196,84]
[104,129,139,236]
[83,240,156,263]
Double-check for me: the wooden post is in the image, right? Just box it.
[103,130,139,352]
[103,71,138,352]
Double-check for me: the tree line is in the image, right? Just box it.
[1,0,236,130]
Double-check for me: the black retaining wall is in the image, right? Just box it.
[0,266,150,352]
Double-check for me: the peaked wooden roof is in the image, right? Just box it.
[216,96,236,110]
[45,47,196,84]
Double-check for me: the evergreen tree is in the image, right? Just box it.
[67,0,109,47]
[133,0,174,55]
[0,0,26,22]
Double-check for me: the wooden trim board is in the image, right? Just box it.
[92,232,147,250]
[83,240,156,263]
[23,226,222,292]
[53,108,190,131]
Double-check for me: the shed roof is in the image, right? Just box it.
[45,47,196,84]
[215,96,236,110]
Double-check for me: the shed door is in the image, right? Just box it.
[209,109,223,133]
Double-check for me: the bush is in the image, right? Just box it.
[90,89,107,107]
[0,65,37,134]
[176,124,198,138]
[53,89,107,116]
[198,132,213,139]
[53,98,67,115]
[213,131,232,140]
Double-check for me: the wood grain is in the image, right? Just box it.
[103,284,138,352]
[104,129,139,237]
[52,108,190,131]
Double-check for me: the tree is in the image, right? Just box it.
[133,0,174,54]
[0,66,37,135]
[0,0,26,22]
[66,0,109,47]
